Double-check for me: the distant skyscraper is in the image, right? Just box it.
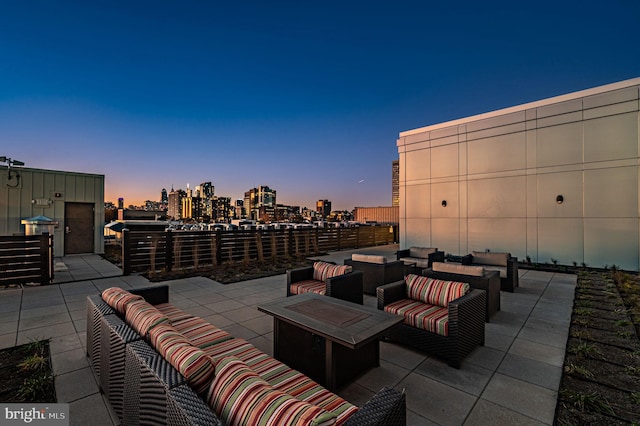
[167,188,185,219]
[243,186,276,221]
[392,160,399,207]
[118,197,124,209]
[161,188,168,205]
[316,199,331,218]
[235,199,244,219]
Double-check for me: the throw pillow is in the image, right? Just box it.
[101,287,143,315]
[124,300,170,337]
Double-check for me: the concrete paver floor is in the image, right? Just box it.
[0,246,575,425]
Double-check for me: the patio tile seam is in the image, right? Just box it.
[460,275,556,425]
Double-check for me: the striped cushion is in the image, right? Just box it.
[208,357,336,426]
[290,280,327,296]
[384,299,450,336]
[203,339,358,425]
[124,300,170,337]
[203,338,258,363]
[172,316,233,349]
[101,287,143,315]
[312,262,352,282]
[271,372,358,425]
[167,343,216,395]
[405,274,469,308]
[149,323,216,395]
[148,323,189,354]
[156,303,195,323]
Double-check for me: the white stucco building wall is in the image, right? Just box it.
[397,78,640,271]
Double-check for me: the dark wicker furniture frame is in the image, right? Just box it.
[395,248,445,268]
[421,268,501,322]
[87,285,407,426]
[377,281,486,368]
[286,266,364,305]
[344,258,405,295]
[461,253,519,292]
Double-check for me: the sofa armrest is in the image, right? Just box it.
[129,285,169,305]
[327,270,364,305]
[376,281,405,310]
[343,386,406,426]
[395,249,410,261]
[429,251,446,266]
[447,289,486,347]
[287,266,314,284]
[461,254,473,265]
[286,266,314,296]
[384,260,405,283]
[507,257,519,290]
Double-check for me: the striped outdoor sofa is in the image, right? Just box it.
[87,285,406,426]
[287,261,364,305]
[377,274,486,368]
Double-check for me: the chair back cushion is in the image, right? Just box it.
[471,251,510,266]
[432,262,485,277]
[351,254,387,264]
[408,247,437,259]
[208,356,337,426]
[405,274,469,308]
[101,287,143,315]
[312,261,352,282]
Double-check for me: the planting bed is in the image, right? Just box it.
[555,270,640,425]
[0,340,56,402]
[146,256,315,284]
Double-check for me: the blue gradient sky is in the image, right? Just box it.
[1,1,638,210]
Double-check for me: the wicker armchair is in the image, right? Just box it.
[377,280,485,368]
[287,262,364,305]
[344,254,404,295]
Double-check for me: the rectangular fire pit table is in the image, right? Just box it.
[258,293,403,391]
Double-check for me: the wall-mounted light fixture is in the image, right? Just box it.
[1,156,24,188]
[556,195,564,204]
[442,200,447,207]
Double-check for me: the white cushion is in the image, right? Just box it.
[408,247,437,259]
[351,254,387,264]
[432,262,485,277]
[471,251,509,267]
[484,265,508,278]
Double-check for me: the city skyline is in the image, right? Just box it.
[1,2,638,210]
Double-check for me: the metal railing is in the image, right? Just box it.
[0,233,54,286]
[121,225,397,275]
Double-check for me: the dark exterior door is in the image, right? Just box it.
[64,202,95,254]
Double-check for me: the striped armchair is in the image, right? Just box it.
[287,261,364,305]
[377,274,485,368]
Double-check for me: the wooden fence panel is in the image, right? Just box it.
[0,234,53,285]
[122,225,397,276]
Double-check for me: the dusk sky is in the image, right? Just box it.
[1,1,638,210]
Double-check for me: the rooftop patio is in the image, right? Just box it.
[0,244,576,425]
